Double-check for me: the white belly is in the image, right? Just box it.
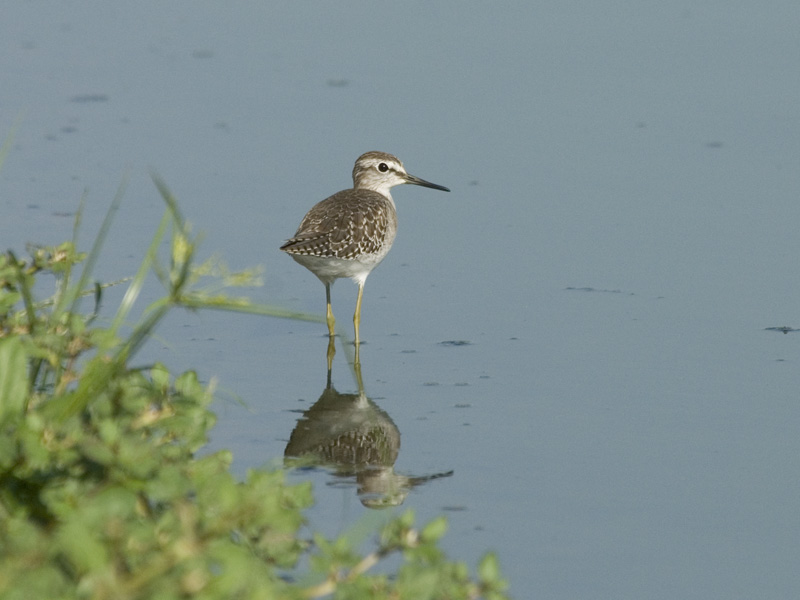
[291,251,389,286]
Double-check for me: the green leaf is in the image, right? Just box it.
[55,518,109,574]
[0,337,29,423]
[478,552,503,585]
[420,516,448,543]
[45,355,123,419]
[150,362,170,390]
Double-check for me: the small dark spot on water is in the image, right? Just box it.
[455,382,469,387]
[423,382,439,387]
[454,403,471,408]
[401,349,416,354]
[52,211,75,218]
[192,49,214,59]
[61,126,78,134]
[705,141,723,149]
[295,466,318,474]
[566,286,631,295]
[439,340,472,347]
[765,326,797,334]
[70,93,109,103]
[442,505,468,512]
[26,204,40,210]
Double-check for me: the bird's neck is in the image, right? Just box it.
[356,184,395,205]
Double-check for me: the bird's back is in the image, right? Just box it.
[280,189,398,261]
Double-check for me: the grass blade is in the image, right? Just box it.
[0,111,25,172]
[55,174,129,320]
[109,210,171,338]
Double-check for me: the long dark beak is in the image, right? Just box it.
[404,173,450,192]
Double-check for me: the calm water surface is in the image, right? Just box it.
[2,2,800,598]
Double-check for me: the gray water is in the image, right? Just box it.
[2,2,800,598]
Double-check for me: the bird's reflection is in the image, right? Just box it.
[285,338,453,508]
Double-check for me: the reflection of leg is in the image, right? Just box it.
[326,335,335,372]
[325,283,335,337]
[353,281,364,345]
[353,349,364,393]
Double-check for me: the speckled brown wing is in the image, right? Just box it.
[280,189,396,260]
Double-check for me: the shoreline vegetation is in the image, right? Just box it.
[0,172,508,599]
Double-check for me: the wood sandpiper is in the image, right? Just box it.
[280,151,449,345]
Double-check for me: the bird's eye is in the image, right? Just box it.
[378,163,389,172]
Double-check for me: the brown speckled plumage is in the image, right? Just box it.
[280,188,397,261]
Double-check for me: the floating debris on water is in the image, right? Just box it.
[764,326,798,334]
[565,286,633,295]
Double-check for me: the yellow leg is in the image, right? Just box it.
[353,350,364,392]
[353,282,364,346]
[325,283,335,337]
[326,334,335,372]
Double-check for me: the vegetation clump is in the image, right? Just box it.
[0,177,508,599]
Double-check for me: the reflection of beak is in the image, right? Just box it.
[404,173,451,192]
